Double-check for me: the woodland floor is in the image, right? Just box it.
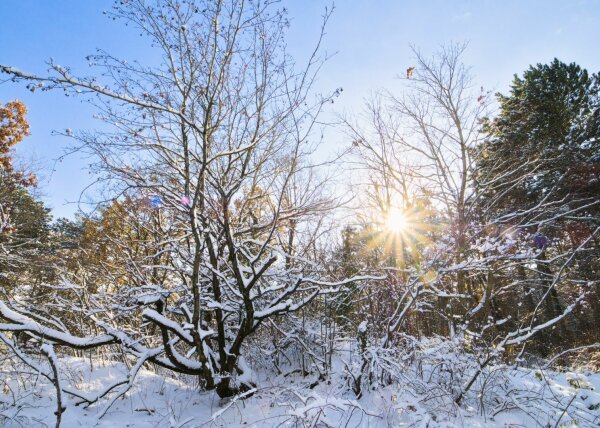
[1,352,599,427]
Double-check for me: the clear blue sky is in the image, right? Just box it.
[1,0,599,219]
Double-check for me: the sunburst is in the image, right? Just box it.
[385,207,408,234]
[365,204,435,269]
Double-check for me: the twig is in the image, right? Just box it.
[40,344,65,428]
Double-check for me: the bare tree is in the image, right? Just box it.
[0,0,370,402]
[388,44,489,296]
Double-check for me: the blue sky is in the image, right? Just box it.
[1,0,599,219]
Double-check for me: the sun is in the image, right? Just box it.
[385,208,408,234]
[362,202,435,268]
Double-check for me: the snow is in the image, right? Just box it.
[1,350,599,427]
[0,302,116,349]
[142,308,194,343]
[253,299,292,319]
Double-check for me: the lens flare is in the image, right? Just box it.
[386,208,408,234]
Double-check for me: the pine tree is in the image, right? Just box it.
[477,60,600,351]
[480,59,599,211]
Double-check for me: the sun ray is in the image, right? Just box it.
[359,203,438,269]
[386,208,408,234]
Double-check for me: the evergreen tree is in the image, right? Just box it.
[477,60,600,351]
[480,59,599,211]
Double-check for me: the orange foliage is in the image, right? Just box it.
[0,100,36,187]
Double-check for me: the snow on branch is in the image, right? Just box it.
[142,308,194,344]
[0,302,117,349]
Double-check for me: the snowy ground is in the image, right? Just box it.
[1,354,599,427]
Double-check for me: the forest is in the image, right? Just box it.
[0,0,599,426]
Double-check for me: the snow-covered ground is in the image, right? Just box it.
[1,353,599,427]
